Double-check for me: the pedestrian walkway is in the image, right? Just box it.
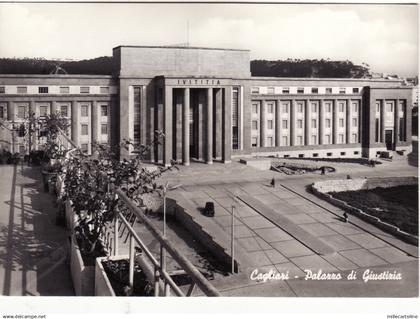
[0,165,74,296]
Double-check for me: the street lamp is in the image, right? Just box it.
[160,181,182,296]
[231,190,239,274]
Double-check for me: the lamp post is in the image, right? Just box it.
[231,190,238,274]
[160,181,182,296]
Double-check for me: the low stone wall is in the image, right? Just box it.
[311,176,418,245]
[313,176,418,193]
[239,158,272,170]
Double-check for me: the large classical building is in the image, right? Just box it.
[0,45,414,165]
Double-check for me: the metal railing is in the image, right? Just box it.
[103,188,220,297]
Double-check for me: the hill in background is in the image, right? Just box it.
[0,56,370,78]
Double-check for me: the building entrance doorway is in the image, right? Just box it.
[385,130,394,150]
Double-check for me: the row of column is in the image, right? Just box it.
[378,99,405,145]
[258,99,361,147]
[162,87,231,166]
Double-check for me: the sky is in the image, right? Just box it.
[0,2,418,77]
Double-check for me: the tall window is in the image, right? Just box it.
[251,136,258,147]
[375,118,380,142]
[282,103,289,113]
[338,134,344,144]
[81,124,89,135]
[101,123,108,135]
[101,105,108,116]
[339,103,345,112]
[282,120,288,129]
[267,103,274,114]
[252,121,258,130]
[297,135,303,145]
[61,105,69,117]
[267,120,273,130]
[311,119,317,128]
[0,105,4,119]
[133,86,141,145]
[325,135,331,144]
[39,105,48,117]
[297,119,303,129]
[325,103,332,113]
[352,117,358,127]
[352,133,358,143]
[311,135,317,145]
[339,118,344,127]
[81,105,89,117]
[282,136,288,146]
[311,103,317,113]
[252,103,258,114]
[297,103,304,113]
[232,87,239,150]
[267,136,273,147]
[325,118,331,128]
[18,106,26,119]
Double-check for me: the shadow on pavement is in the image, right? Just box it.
[0,164,74,296]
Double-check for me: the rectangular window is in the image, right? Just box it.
[100,86,110,94]
[297,87,304,94]
[352,88,359,94]
[313,153,319,157]
[325,88,333,94]
[0,86,5,94]
[252,103,258,114]
[311,119,317,128]
[282,87,290,94]
[339,134,344,143]
[101,105,108,116]
[267,120,273,130]
[339,118,344,127]
[251,137,258,147]
[386,103,393,112]
[339,88,346,94]
[81,143,89,153]
[267,136,273,147]
[311,135,317,145]
[17,87,27,94]
[282,103,289,113]
[0,105,4,119]
[252,120,258,130]
[81,105,89,117]
[60,105,69,117]
[18,106,26,119]
[327,152,332,157]
[339,103,345,112]
[39,105,48,117]
[311,88,318,94]
[282,120,288,129]
[325,135,331,144]
[299,154,304,158]
[352,117,358,127]
[376,102,380,113]
[267,87,275,94]
[325,103,332,113]
[282,136,288,146]
[251,87,259,94]
[80,86,90,94]
[38,87,48,94]
[267,103,274,113]
[352,133,358,143]
[297,103,304,113]
[399,117,405,141]
[297,119,303,129]
[101,123,108,135]
[297,135,303,145]
[60,86,70,94]
[340,151,346,156]
[81,124,89,135]
[353,103,358,113]
[375,118,381,143]
[311,103,317,113]
[354,151,359,155]
[326,118,331,128]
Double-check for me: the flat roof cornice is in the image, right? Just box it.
[113,45,250,52]
[249,76,404,83]
[0,74,113,79]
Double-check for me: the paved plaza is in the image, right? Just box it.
[0,149,418,296]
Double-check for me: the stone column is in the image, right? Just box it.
[29,100,36,152]
[213,88,223,159]
[319,99,324,145]
[275,100,282,147]
[91,101,98,144]
[346,99,352,144]
[358,100,362,143]
[206,88,213,164]
[332,100,337,144]
[175,91,183,161]
[222,86,232,163]
[163,86,173,167]
[290,100,296,146]
[141,86,147,146]
[182,88,190,166]
[394,99,400,147]
[260,100,266,147]
[71,101,79,146]
[380,99,385,143]
[305,100,310,145]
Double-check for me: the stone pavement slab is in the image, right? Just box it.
[240,195,336,256]
[254,227,294,243]
[369,247,417,264]
[346,233,390,249]
[270,240,315,258]
[340,248,388,267]
[290,255,338,272]
[298,222,339,237]
[241,215,275,229]
[318,234,361,251]
[322,253,359,271]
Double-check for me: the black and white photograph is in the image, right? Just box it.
[0,0,418,318]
